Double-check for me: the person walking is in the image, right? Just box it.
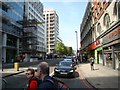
[36,61,55,90]
[25,68,39,90]
[90,57,95,70]
[37,61,70,90]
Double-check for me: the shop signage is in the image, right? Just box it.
[103,27,120,44]
[108,28,120,39]
[95,38,102,47]
[96,47,102,51]
[91,42,96,49]
[96,40,100,46]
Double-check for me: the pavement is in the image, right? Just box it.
[79,63,119,90]
[1,62,119,90]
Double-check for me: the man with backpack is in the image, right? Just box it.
[25,68,40,90]
[37,61,69,90]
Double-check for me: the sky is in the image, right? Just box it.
[42,1,88,50]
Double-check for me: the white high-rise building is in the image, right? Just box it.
[24,1,46,60]
[44,8,60,54]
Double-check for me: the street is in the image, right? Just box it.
[1,1,120,90]
[2,60,95,90]
[2,59,119,90]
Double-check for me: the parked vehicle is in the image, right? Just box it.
[54,60,76,77]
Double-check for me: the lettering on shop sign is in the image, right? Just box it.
[96,40,100,46]
[108,28,120,39]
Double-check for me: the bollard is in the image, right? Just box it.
[14,62,19,71]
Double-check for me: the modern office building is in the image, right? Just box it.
[1,2,24,63]
[80,1,120,70]
[44,8,60,54]
[23,1,46,60]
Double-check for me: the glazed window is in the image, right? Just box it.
[104,13,110,29]
[113,2,117,16]
[97,23,101,35]
[118,1,120,19]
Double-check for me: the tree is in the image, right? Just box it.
[55,42,65,55]
[55,42,73,56]
[66,47,73,56]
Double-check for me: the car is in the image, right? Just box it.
[54,60,76,77]
[63,58,73,62]
[63,58,77,66]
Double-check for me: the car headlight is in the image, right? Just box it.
[55,69,60,72]
[69,70,73,72]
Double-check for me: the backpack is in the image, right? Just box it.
[45,77,69,90]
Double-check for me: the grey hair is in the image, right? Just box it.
[37,62,49,75]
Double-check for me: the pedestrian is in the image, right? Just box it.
[34,69,40,80]
[90,57,95,70]
[36,61,54,90]
[37,61,70,90]
[25,68,39,90]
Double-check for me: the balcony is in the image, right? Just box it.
[23,27,37,34]
[50,31,55,35]
[23,32,37,38]
[26,41,38,45]
[50,39,55,42]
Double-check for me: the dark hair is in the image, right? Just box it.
[26,68,35,75]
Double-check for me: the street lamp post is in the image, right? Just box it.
[75,31,78,59]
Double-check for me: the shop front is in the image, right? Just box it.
[95,47,103,64]
[94,38,103,64]
[103,24,120,69]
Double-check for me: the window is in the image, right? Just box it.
[118,1,120,19]
[104,13,110,28]
[113,2,117,16]
[97,23,101,35]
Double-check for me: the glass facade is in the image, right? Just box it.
[1,2,24,63]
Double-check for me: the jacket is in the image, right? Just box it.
[38,76,55,90]
[27,77,39,90]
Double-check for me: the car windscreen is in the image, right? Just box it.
[59,62,72,67]
[64,59,72,61]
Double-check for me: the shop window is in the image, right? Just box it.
[104,13,110,29]
[105,53,112,67]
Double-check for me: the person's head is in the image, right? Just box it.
[34,69,39,78]
[25,68,35,79]
[37,61,49,80]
